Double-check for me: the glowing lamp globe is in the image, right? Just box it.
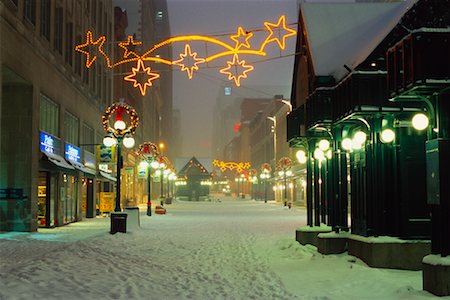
[103,136,116,147]
[318,139,330,151]
[342,138,353,151]
[114,119,126,130]
[380,129,395,143]
[296,149,307,164]
[139,161,149,168]
[123,136,135,148]
[150,161,160,169]
[314,148,325,161]
[412,113,429,131]
[353,131,367,145]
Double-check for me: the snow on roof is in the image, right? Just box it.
[301,1,416,81]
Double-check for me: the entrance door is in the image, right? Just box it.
[37,172,56,228]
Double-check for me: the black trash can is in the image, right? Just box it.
[110,212,128,234]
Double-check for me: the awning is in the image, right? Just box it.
[42,151,75,170]
[99,171,117,182]
[68,161,97,176]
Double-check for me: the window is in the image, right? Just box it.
[40,0,50,40]
[24,0,36,25]
[65,23,73,65]
[40,94,59,136]
[64,111,79,145]
[82,123,95,154]
[54,7,63,54]
[91,0,97,24]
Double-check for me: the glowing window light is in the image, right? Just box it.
[342,138,353,151]
[124,59,160,96]
[412,113,429,131]
[173,44,205,79]
[219,54,254,87]
[380,129,395,143]
[318,139,330,151]
[230,26,253,50]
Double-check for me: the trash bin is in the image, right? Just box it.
[110,212,128,234]
[165,197,173,204]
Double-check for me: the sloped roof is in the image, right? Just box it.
[177,156,211,177]
[301,1,416,81]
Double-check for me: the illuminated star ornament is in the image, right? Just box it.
[173,44,205,79]
[75,16,296,95]
[75,31,108,68]
[262,15,297,50]
[124,60,160,96]
[220,54,254,87]
[118,36,142,58]
[230,27,253,50]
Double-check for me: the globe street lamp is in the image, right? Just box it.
[102,101,139,213]
[277,157,292,207]
[137,142,159,216]
[260,163,272,203]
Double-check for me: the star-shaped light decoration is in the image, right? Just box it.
[263,15,297,50]
[118,35,142,58]
[75,31,108,68]
[124,59,160,96]
[219,54,254,87]
[173,44,205,79]
[230,27,253,50]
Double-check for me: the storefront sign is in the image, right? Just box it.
[40,132,60,154]
[99,192,114,213]
[65,143,81,163]
[97,145,115,163]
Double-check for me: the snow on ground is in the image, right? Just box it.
[0,196,445,300]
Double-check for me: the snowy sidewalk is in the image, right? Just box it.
[0,197,438,299]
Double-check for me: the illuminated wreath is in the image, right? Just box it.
[102,101,139,136]
[277,157,292,170]
[261,163,272,173]
[137,142,159,159]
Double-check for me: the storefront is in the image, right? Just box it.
[39,131,79,228]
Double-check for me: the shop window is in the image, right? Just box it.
[64,111,79,145]
[40,94,59,136]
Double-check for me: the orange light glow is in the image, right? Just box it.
[213,159,251,173]
[75,16,296,93]
[219,54,254,87]
[75,31,109,68]
[173,44,205,79]
[261,15,297,51]
[124,60,160,96]
[118,36,142,59]
[230,27,253,50]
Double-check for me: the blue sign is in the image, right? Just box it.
[65,143,81,163]
[40,132,56,154]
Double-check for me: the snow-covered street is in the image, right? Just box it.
[0,197,441,300]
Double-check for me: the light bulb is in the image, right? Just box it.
[380,129,395,143]
[412,113,429,131]
[114,120,126,130]
[318,139,330,151]
[103,136,116,147]
[342,138,353,151]
[123,136,135,148]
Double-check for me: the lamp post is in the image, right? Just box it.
[260,163,272,203]
[137,142,159,216]
[277,157,292,207]
[267,116,277,164]
[102,101,139,213]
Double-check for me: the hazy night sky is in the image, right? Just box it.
[167,0,298,158]
[114,0,298,158]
